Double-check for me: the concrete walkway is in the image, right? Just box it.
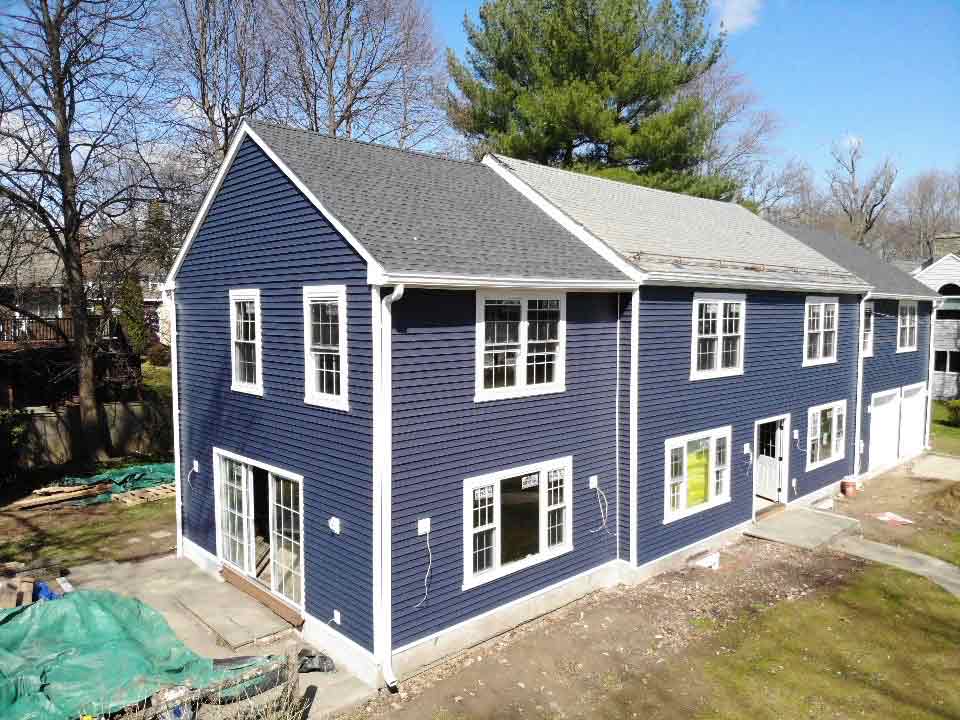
[744,507,859,549]
[910,453,960,482]
[832,535,960,597]
[69,554,375,718]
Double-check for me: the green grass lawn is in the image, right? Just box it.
[931,400,960,456]
[698,566,960,719]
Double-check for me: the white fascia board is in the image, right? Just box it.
[377,272,636,291]
[165,121,387,287]
[863,292,940,301]
[914,253,960,278]
[481,155,646,284]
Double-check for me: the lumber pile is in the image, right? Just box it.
[1,483,112,511]
[0,576,35,609]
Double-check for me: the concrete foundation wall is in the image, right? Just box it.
[16,399,173,468]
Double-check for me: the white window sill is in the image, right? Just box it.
[474,383,566,403]
[663,495,731,525]
[896,346,918,354]
[462,543,573,591]
[689,367,743,382]
[304,393,350,412]
[231,382,264,396]
[805,453,845,472]
[863,350,873,359]
[802,356,837,368]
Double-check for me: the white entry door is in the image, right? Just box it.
[899,383,927,458]
[755,417,787,503]
[869,389,901,472]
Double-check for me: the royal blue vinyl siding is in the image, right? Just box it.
[860,300,931,470]
[635,288,859,564]
[175,138,374,651]
[390,290,623,648]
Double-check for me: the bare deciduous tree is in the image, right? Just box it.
[0,0,160,458]
[896,170,960,260]
[159,0,279,173]
[828,137,897,247]
[274,0,444,148]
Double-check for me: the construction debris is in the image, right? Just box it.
[871,511,915,526]
[3,483,112,511]
[0,576,35,609]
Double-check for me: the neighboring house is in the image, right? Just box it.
[778,224,938,475]
[912,233,960,399]
[164,121,933,688]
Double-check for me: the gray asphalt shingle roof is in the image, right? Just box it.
[249,123,632,284]
[776,223,938,299]
[489,154,868,292]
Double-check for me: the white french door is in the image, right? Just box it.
[215,449,305,608]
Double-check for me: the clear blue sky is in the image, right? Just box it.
[431,0,960,183]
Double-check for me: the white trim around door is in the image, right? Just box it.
[753,413,790,514]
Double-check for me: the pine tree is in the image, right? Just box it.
[447,0,734,199]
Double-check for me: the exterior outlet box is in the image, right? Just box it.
[792,429,799,440]
[588,475,598,489]
[332,609,341,625]
[192,459,199,473]
[743,443,751,455]
[791,477,798,492]
[328,517,342,535]
[417,518,431,536]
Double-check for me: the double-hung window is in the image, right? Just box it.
[806,399,846,470]
[897,300,918,352]
[690,293,745,380]
[462,456,573,589]
[475,292,566,401]
[803,297,839,366]
[862,301,874,357]
[229,289,262,395]
[663,426,732,523]
[302,285,349,410]
[935,350,960,374]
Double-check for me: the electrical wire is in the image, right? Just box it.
[415,530,432,609]
[590,486,612,536]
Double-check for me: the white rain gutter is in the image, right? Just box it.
[163,282,184,556]
[374,284,404,691]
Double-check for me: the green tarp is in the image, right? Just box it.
[59,463,175,505]
[0,590,274,720]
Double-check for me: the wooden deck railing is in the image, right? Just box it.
[0,316,75,344]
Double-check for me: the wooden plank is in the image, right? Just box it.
[17,577,34,607]
[3,483,111,511]
[221,566,304,629]
[0,578,19,609]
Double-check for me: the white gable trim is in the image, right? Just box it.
[913,253,960,278]
[164,121,386,289]
[481,154,645,284]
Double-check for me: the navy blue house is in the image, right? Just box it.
[164,122,937,687]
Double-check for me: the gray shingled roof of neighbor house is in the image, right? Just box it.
[249,123,633,285]
[777,223,939,299]
[489,154,870,293]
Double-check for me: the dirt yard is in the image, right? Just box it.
[835,457,960,566]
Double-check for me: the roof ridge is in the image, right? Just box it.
[492,153,751,211]
[248,120,478,166]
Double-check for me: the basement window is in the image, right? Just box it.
[462,456,573,589]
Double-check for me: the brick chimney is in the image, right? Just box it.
[934,233,960,259]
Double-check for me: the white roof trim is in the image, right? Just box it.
[913,253,960,278]
[378,271,636,290]
[164,121,386,288]
[481,154,646,284]
[642,270,871,294]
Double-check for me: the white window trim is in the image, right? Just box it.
[474,290,567,402]
[862,301,874,358]
[461,455,574,590]
[805,399,847,471]
[211,447,306,612]
[229,288,263,395]
[896,300,919,353]
[662,425,733,524]
[935,349,960,375]
[802,296,839,367]
[302,285,349,411]
[689,292,746,381]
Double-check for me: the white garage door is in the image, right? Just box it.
[899,383,927,458]
[869,389,901,472]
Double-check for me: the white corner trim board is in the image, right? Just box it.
[164,121,386,289]
[165,286,184,558]
[629,288,639,565]
[301,612,381,688]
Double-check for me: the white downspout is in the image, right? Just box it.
[853,292,869,478]
[925,299,942,450]
[376,284,404,691]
